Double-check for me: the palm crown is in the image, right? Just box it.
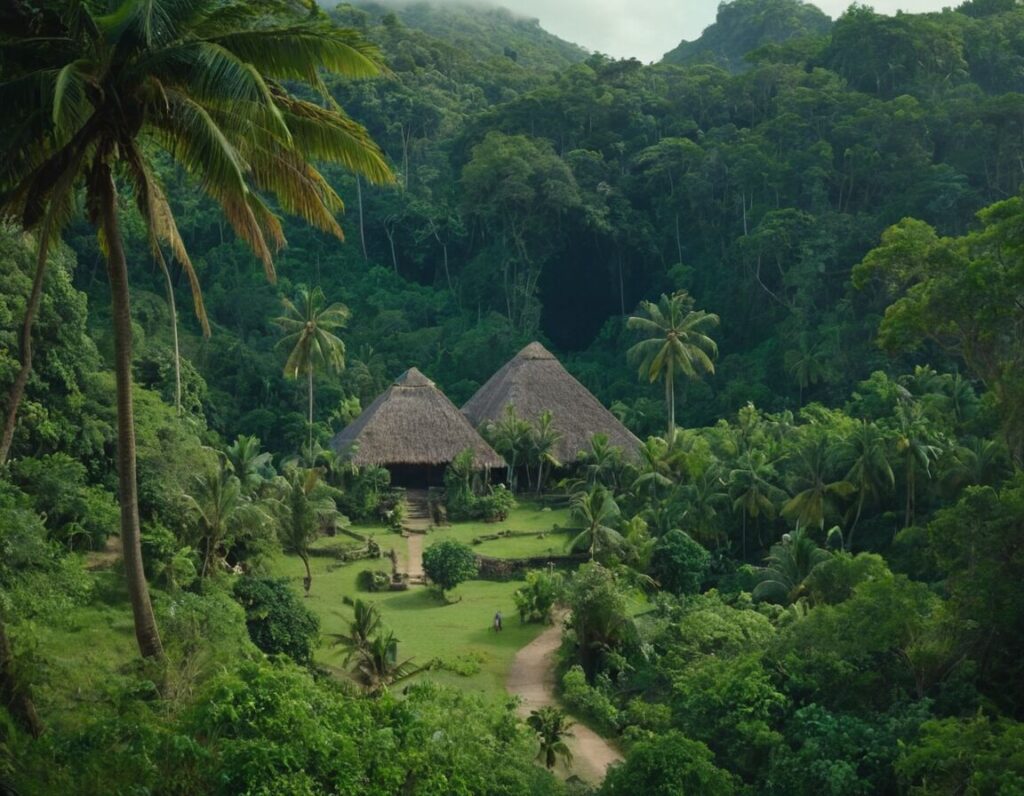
[628,290,719,437]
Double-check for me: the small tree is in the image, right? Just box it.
[232,577,320,665]
[527,706,575,770]
[422,540,478,596]
[513,570,564,623]
[650,529,711,595]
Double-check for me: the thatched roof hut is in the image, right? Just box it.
[331,368,505,483]
[462,342,642,462]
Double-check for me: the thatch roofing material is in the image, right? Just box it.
[331,367,506,468]
[462,342,642,462]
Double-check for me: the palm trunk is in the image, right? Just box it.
[666,368,676,439]
[98,166,164,661]
[905,458,914,528]
[0,241,49,466]
[356,175,368,262]
[0,611,42,738]
[307,367,314,453]
[158,255,182,415]
[848,491,865,551]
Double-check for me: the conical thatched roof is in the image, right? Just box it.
[332,368,506,468]
[462,342,642,462]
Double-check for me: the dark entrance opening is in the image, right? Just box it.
[386,464,445,489]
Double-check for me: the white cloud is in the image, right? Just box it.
[420,0,953,63]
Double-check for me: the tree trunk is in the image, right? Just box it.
[848,491,865,551]
[307,367,314,452]
[356,175,368,262]
[301,552,312,594]
[0,241,49,466]
[158,255,182,415]
[666,366,676,440]
[98,165,164,661]
[905,458,914,528]
[0,611,42,738]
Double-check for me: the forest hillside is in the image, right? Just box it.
[1,0,1023,793]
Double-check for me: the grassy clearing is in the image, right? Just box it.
[271,501,573,696]
[272,551,546,695]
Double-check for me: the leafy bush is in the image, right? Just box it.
[513,569,563,623]
[422,540,478,594]
[356,569,390,592]
[231,577,320,664]
[650,529,711,595]
[477,483,515,521]
[600,731,736,796]
[561,664,621,734]
[141,521,197,590]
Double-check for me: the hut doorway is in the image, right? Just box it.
[387,464,444,489]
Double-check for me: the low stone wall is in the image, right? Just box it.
[474,553,588,580]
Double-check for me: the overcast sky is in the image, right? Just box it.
[477,0,951,62]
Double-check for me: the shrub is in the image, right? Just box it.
[561,665,621,734]
[477,484,515,521]
[650,529,710,595]
[600,731,736,795]
[232,577,320,664]
[422,540,478,594]
[356,569,390,592]
[513,569,563,623]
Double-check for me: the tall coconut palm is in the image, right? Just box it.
[781,433,855,532]
[628,291,719,438]
[839,421,894,550]
[182,463,268,578]
[569,487,623,561]
[895,403,944,528]
[530,410,561,495]
[486,404,533,489]
[275,286,350,451]
[272,465,339,594]
[0,0,392,659]
[729,450,781,560]
[527,706,575,770]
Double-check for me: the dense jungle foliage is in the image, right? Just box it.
[2,0,1024,792]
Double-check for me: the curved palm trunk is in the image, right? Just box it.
[905,458,915,528]
[0,611,42,738]
[0,243,49,466]
[665,367,676,439]
[98,166,164,661]
[301,551,312,594]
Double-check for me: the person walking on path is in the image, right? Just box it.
[494,610,503,632]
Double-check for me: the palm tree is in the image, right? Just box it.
[527,707,575,770]
[182,463,268,578]
[352,629,420,694]
[752,528,831,605]
[895,403,944,528]
[784,332,833,406]
[276,286,350,451]
[0,0,392,659]
[332,598,382,663]
[781,433,855,532]
[838,421,894,550]
[225,435,273,497]
[531,410,561,495]
[272,465,339,594]
[729,450,781,560]
[580,433,624,491]
[943,436,1010,492]
[628,291,719,438]
[486,405,533,489]
[569,487,623,561]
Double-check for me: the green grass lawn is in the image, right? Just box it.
[271,501,573,696]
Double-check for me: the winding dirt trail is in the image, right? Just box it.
[506,616,623,784]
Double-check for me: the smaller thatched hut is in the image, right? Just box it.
[331,367,505,487]
[462,342,642,463]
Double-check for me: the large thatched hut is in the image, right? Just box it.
[331,367,505,487]
[462,342,642,463]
